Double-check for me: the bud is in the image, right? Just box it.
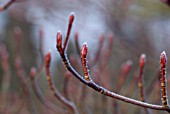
[29,67,36,79]
[45,51,51,68]
[139,54,146,68]
[69,12,75,24]
[81,43,88,58]
[160,51,167,67]
[56,31,63,52]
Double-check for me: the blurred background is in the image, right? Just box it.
[1,0,170,114]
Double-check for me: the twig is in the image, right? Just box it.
[0,45,10,93]
[90,35,104,66]
[138,54,151,114]
[45,52,79,114]
[63,12,75,51]
[63,71,71,101]
[56,13,170,113]
[0,0,16,11]
[37,29,45,72]
[99,33,113,70]
[116,60,132,92]
[74,32,81,56]
[160,51,169,108]
[14,57,38,114]
[112,60,132,114]
[29,67,68,114]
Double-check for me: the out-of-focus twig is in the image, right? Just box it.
[138,54,151,114]
[0,0,16,11]
[45,52,79,114]
[30,67,68,114]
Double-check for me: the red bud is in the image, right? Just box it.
[81,43,88,58]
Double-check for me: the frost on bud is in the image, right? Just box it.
[160,51,167,67]
[56,31,63,52]
[29,67,37,79]
[139,54,146,68]
[69,12,75,24]
[45,51,51,68]
[81,43,88,58]
[160,51,169,107]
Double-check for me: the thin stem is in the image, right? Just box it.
[45,52,79,114]
[138,54,151,114]
[14,57,38,114]
[116,60,132,92]
[0,0,16,11]
[74,32,81,56]
[63,12,75,51]
[138,54,146,102]
[37,29,45,72]
[99,34,113,70]
[29,68,67,114]
[90,35,104,66]
[160,51,169,108]
[0,45,10,93]
[63,71,71,101]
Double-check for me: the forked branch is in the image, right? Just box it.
[54,12,170,113]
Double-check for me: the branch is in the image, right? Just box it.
[99,34,113,70]
[29,67,68,114]
[90,35,104,66]
[14,57,38,114]
[0,0,16,11]
[116,60,132,92]
[63,12,75,51]
[37,29,45,72]
[160,51,169,108]
[56,12,170,113]
[74,32,81,56]
[0,45,10,93]
[45,52,79,114]
[63,71,72,101]
[138,54,151,114]
[138,54,146,102]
